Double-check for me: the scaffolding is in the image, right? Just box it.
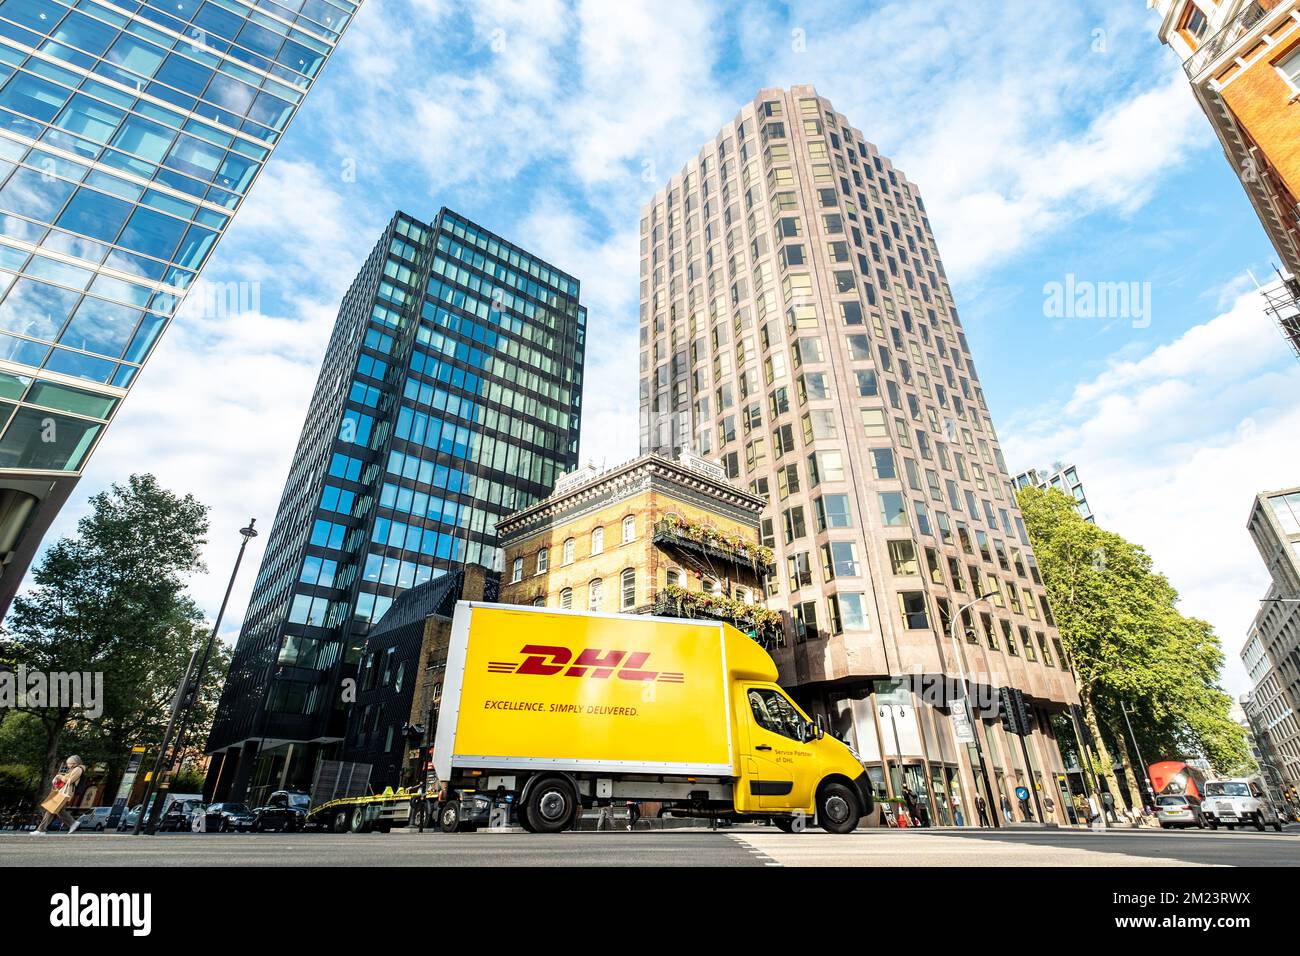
[1261,278,1300,362]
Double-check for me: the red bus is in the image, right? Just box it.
[1148,761,1208,801]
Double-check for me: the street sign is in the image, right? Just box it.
[949,697,975,744]
[107,745,147,830]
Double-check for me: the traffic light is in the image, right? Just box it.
[1013,689,1033,736]
[998,687,1018,735]
[997,688,1032,737]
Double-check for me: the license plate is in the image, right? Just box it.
[1220,814,1237,820]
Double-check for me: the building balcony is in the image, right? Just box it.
[1184,0,1287,79]
[651,517,775,575]
[649,584,784,649]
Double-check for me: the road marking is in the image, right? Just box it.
[729,835,783,867]
[727,830,1219,867]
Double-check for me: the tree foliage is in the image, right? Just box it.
[1017,487,1251,775]
[1,474,211,796]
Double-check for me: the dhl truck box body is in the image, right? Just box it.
[431,602,872,833]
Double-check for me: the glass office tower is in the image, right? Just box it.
[0,0,359,614]
[205,209,586,804]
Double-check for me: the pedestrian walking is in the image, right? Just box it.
[33,755,84,835]
[1001,795,1013,823]
[595,798,615,831]
[902,786,919,827]
[975,793,989,827]
[625,800,641,831]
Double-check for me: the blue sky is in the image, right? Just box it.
[37,0,1300,695]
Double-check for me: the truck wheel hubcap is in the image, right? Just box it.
[538,790,567,821]
[825,795,850,823]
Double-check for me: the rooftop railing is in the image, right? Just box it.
[1184,0,1283,78]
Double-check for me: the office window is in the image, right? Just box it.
[870,447,897,479]
[822,540,860,579]
[536,547,548,574]
[511,556,523,583]
[622,515,636,543]
[794,601,819,642]
[783,505,808,543]
[1020,626,1037,662]
[591,527,604,555]
[888,539,919,575]
[815,493,852,530]
[563,537,575,564]
[588,578,604,611]
[1281,47,1300,89]
[862,408,888,437]
[879,492,908,527]
[560,587,573,610]
[621,568,636,609]
[787,552,813,589]
[898,592,929,629]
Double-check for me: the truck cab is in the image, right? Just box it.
[728,661,872,831]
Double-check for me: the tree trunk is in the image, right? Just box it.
[1080,694,1125,818]
[1106,716,1146,813]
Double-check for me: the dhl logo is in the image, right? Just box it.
[487,645,684,683]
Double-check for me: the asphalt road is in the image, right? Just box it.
[0,825,1295,866]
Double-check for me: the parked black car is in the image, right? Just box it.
[204,802,256,832]
[158,798,207,832]
[252,791,311,832]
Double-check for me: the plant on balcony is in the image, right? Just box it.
[656,515,775,569]
[658,584,783,636]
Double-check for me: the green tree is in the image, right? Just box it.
[1017,486,1251,804]
[3,474,209,796]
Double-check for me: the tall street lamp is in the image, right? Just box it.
[135,519,258,835]
[947,592,999,828]
[1119,700,1155,812]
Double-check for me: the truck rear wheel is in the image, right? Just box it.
[817,782,860,834]
[439,801,462,834]
[525,776,577,833]
[349,805,372,834]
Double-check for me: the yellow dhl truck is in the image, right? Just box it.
[431,602,872,833]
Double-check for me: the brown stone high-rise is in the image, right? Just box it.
[638,85,1081,826]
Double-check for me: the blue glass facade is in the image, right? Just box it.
[205,209,585,804]
[0,0,357,611]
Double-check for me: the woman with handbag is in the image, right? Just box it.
[32,755,84,835]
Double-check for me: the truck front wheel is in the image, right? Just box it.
[439,802,462,834]
[526,776,578,833]
[817,782,861,834]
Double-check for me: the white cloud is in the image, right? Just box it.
[1002,285,1300,696]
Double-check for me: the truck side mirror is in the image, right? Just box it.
[814,715,826,740]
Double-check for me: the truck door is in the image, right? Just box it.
[742,685,812,811]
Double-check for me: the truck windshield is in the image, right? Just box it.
[748,688,807,741]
